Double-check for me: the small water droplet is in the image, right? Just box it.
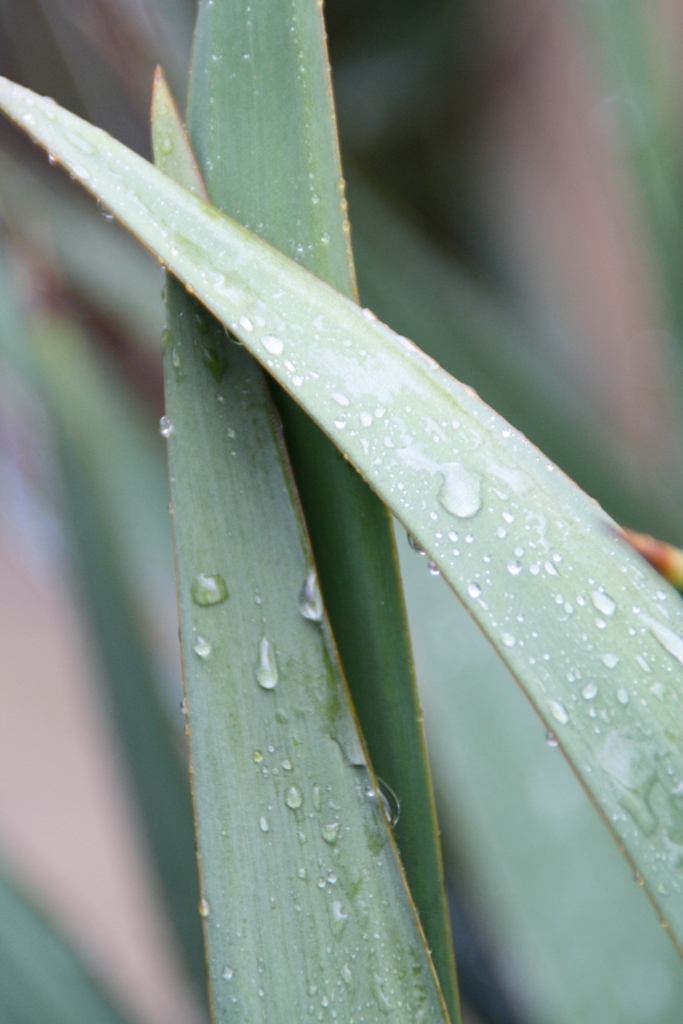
[616,687,630,705]
[297,867,307,879]
[496,527,507,539]
[199,897,210,917]
[332,392,349,407]
[507,560,522,576]
[501,632,516,648]
[407,533,426,555]
[427,560,440,576]
[261,334,283,355]
[97,200,114,221]
[281,758,293,771]
[467,582,482,599]
[239,316,254,332]
[438,463,483,519]
[286,785,303,809]
[48,153,58,166]
[548,700,569,725]
[330,899,348,936]
[591,590,616,617]
[544,561,558,576]
[193,636,212,659]
[321,822,340,844]
[223,966,234,981]
[581,682,598,700]
[192,573,229,606]
[644,616,683,666]
[255,637,279,690]
[159,415,174,438]
[636,654,652,673]
[259,815,270,832]
[600,653,620,669]
[360,411,373,427]
[252,750,263,763]
[299,570,323,622]
[160,136,174,155]
[342,964,353,987]
[312,785,322,811]
[546,730,559,747]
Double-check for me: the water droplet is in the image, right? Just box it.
[223,966,234,981]
[427,560,440,576]
[501,632,516,648]
[193,636,212,659]
[159,415,174,438]
[298,570,323,622]
[259,815,270,832]
[548,700,569,725]
[636,654,652,673]
[617,687,630,705]
[160,136,174,155]
[239,316,254,332]
[252,750,263,763]
[255,637,278,690]
[581,682,598,700]
[286,785,303,809]
[261,334,283,355]
[321,821,340,844]
[97,200,114,221]
[281,758,293,771]
[467,582,482,599]
[342,964,353,987]
[496,527,507,539]
[438,463,482,519]
[600,653,620,669]
[332,392,349,407]
[507,560,522,576]
[199,897,210,917]
[407,533,426,555]
[312,785,322,811]
[360,411,373,427]
[330,899,348,936]
[297,867,307,879]
[644,616,683,666]
[544,561,558,576]
[192,573,229,606]
[546,730,559,747]
[591,590,616,617]
[48,153,58,166]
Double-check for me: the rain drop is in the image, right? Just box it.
[192,573,229,606]
[261,334,284,355]
[239,316,254,332]
[407,533,426,555]
[467,582,482,599]
[223,966,234,981]
[298,570,323,622]
[259,815,270,832]
[286,785,304,810]
[644,617,683,667]
[330,900,348,936]
[581,683,598,700]
[159,415,175,438]
[193,636,212,659]
[199,898,211,917]
[616,687,630,705]
[548,700,569,725]
[501,632,516,648]
[438,463,482,519]
[507,560,522,576]
[546,730,559,748]
[321,822,340,845]
[600,653,620,669]
[255,638,279,690]
[427,560,440,577]
[591,591,616,617]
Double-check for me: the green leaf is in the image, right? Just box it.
[151,44,452,1024]
[4,77,683,958]
[30,316,207,997]
[183,0,458,1013]
[0,867,134,1024]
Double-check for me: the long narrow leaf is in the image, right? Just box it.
[4,78,683,957]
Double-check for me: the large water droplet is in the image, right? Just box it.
[644,616,683,666]
[159,415,174,438]
[286,785,303,810]
[591,590,616,617]
[321,821,340,844]
[261,334,283,355]
[192,573,229,606]
[193,636,212,659]
[548,700,569,725]
[298,570,323,622]
[255,637,279,690]
[438,463,482,518]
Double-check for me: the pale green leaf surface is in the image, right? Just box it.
[398,525,683,1024]
[184,0,458,1011]
[152,62,451,1024]
[4,79,683,954]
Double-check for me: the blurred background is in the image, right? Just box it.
[2,0,683,1021]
